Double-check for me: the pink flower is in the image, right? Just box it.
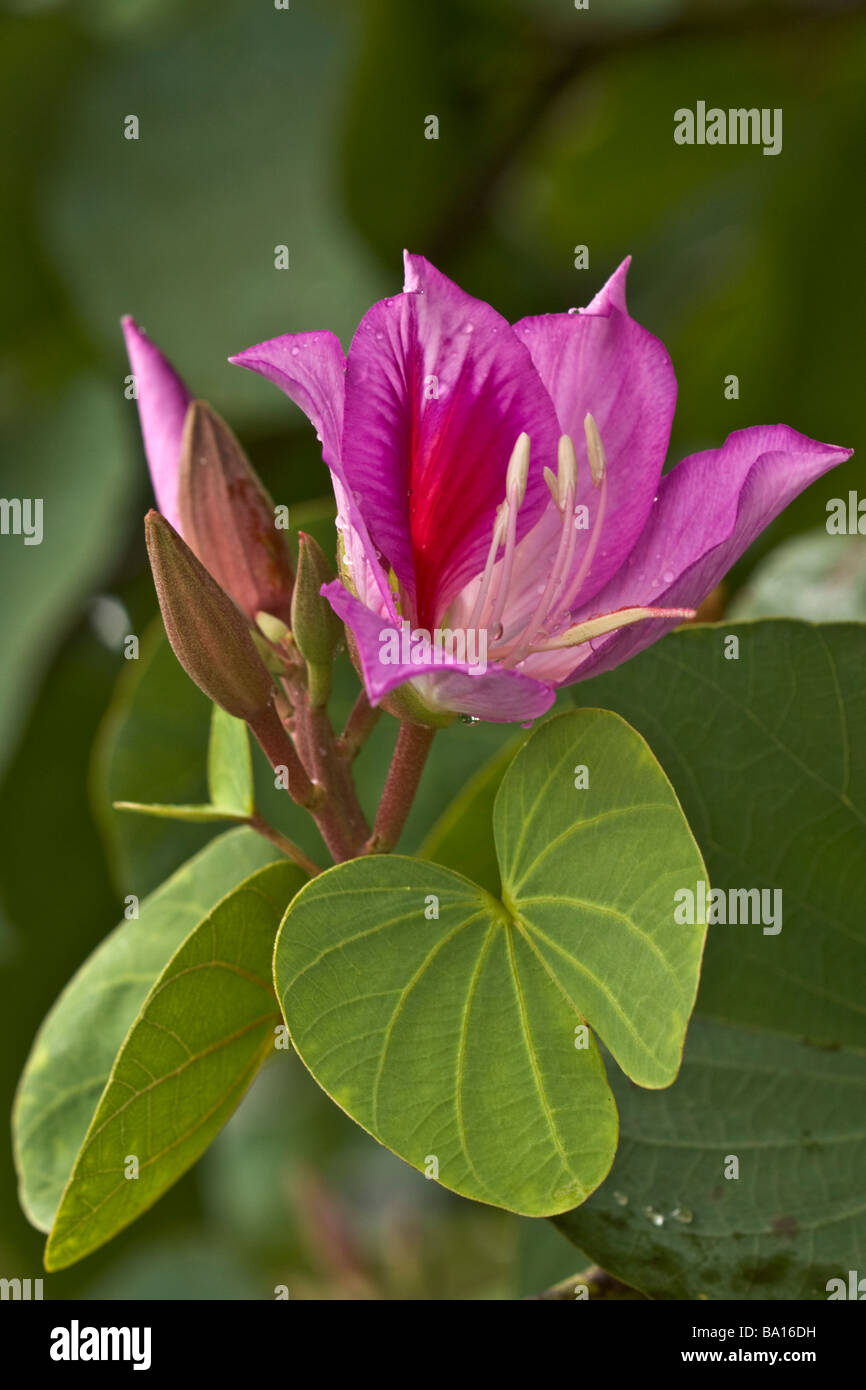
[138,256,852,725]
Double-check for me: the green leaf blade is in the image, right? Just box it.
[13,827,281,1234]
[495,711,708,1088]
[275,857,617,1217]
[553,620,866,1297]
[554,1018,866,1300]
[44,859,304,1270]
[207,705,254,816]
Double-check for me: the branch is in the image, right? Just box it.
[337,689,382,761]
[247,812,323,879]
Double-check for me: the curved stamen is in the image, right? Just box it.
[548,413,608,624]
[498,435,578,665]
[525,604,696,654]
[478,433,530,633]
[465,502,506,631]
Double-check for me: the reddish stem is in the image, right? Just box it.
[365,722,435,854]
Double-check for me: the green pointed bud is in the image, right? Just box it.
[177,401,294,625]
[291,532,342,706]
[145,510,276,722]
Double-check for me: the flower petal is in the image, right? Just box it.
[230,330,394,615]
[556,424,853,682]
[122,316,192,532]
[229,330,345,469]
[341,252,560,628]
[510,258,677,615]
[323,580,554,723]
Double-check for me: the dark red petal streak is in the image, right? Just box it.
[341,254,559,628]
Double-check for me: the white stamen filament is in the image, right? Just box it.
[465,502,506,631]
[474,434,529,633]
[498,435,577,665]
[525,605,696,654]
[484,482,519,633]
[551,464,608,621]
[460,419,636,668]
[493,420,608,662]
[584,411,606,487]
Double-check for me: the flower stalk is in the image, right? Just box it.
[365,721,436,854]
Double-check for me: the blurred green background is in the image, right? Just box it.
[1,0,864,1298]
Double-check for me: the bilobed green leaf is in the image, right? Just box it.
[274,709,707,1217]
[13,827,280,1234]
[277,856,616,1216]
[44,859,304,1271]
[553,619,866,1298]
[207,705,254,815]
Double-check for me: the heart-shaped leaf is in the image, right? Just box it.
[13,827,280,1233]
[44,859,303,1270]
[274,709,708,1216]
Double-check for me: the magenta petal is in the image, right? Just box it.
[341,253,560,628]
[229,331,346,469]
[230,330,394,614]
[512,258,677,611]
[122,317,192,533]
[323,581,554,723]
[564,424,853,682]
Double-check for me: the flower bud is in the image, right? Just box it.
[177,401,294,625]
[291,532,342,706]
[145,510,276,722]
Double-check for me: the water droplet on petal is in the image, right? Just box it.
[662,570,674,584]
[491,622,504,641]
[463,322,474,333]
[375,331,384,340]
[520,720,534,730]
[291,347,300,356]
